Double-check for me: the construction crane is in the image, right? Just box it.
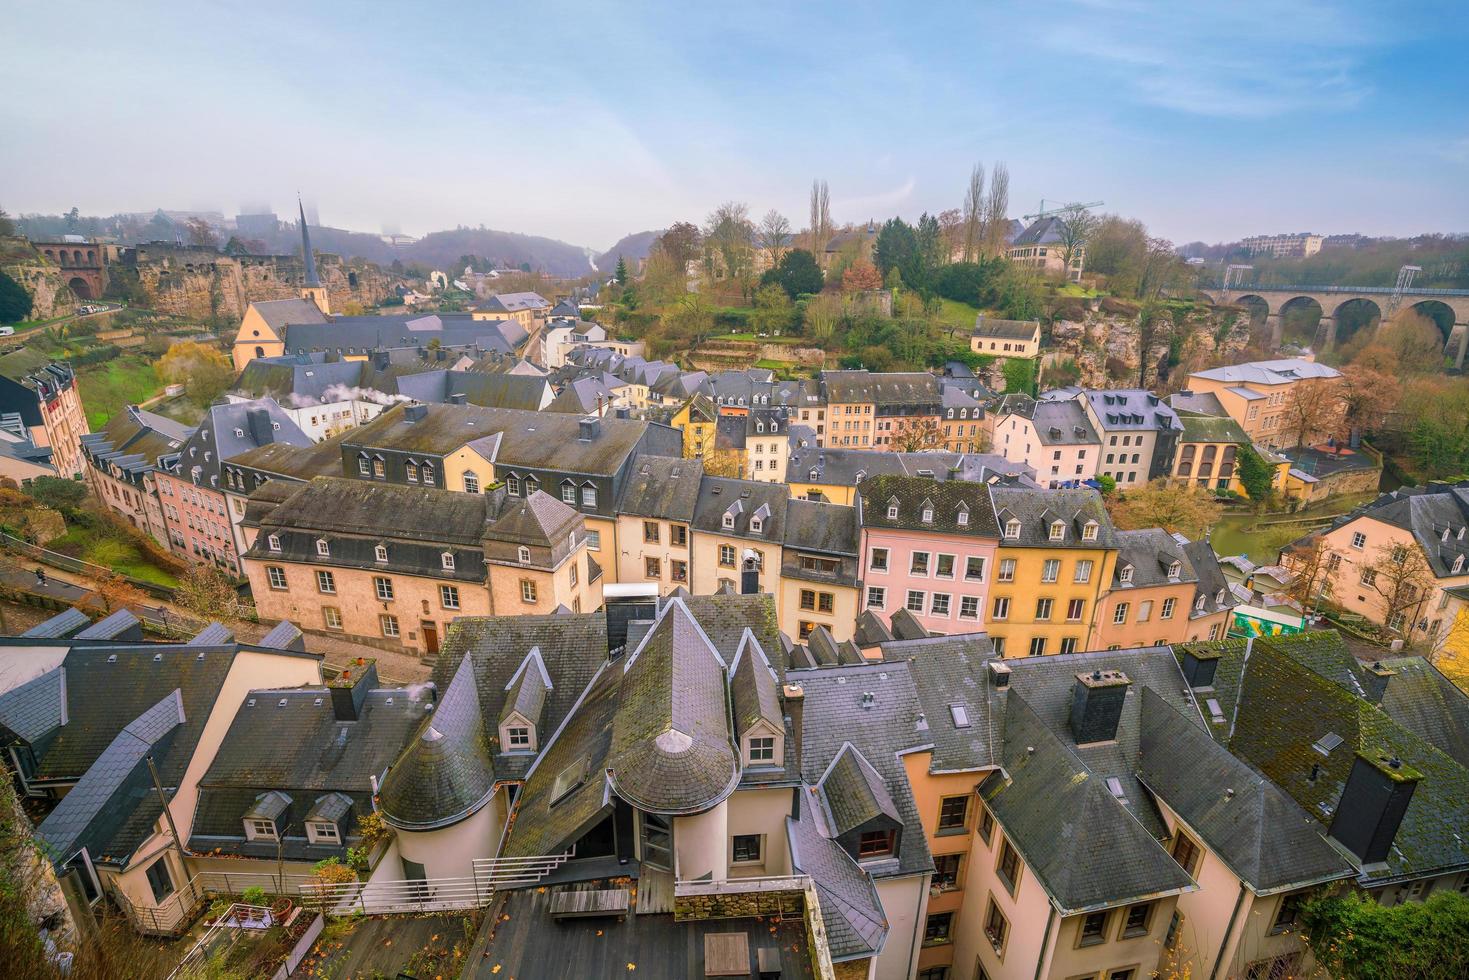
[1022,199,1105,222]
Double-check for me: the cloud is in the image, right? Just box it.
[834,178,917,216]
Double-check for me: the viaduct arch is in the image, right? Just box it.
[1198,285,1469,368]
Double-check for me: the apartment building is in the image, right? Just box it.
[0,347,90,478]
[80,406,190,548]
[824,370,943,450]
[471,290,551,327]
[857,476,1001,637]
[689,477,789,595]
[986,487,1118,657]
[790,446,1037,506]
[1092,529,1232,649]
[1288,481,1469,648]
[612,455,700,591]
[779,498,862,642]
[713,408,792,482]
[1186,359,1343,449]
[156,399,312,572]
[1240,232,1324,258]
[941,385,988,453]
[1068,388,1181,486]
[243,478,600,655]
[1007,216,1085,281]
[988,394,1101,489]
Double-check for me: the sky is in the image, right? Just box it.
[3,0,1467,252]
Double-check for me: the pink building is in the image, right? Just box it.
[856,475,1000,635]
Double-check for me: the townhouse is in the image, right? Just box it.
[986,486,1118,657]
[712,407,792,482]
[779,497,863,642]
[80,405,190,548]
[825,370,945,450]
[969,317,1041,360]
[689,476,789,595]
[612,455,701,591]
[1067,388,1182,487]
[941,384,988,453]
[1185,358,1343,449]
[988,394,1101,489]
[790,445,1037,506]
[1288,481,1469,649]
[339,402,681,566]
[471,290,551,328]
[670,392,719,459]
[1094,529,1235,649]
[857,475,1001,637]
[243,478,601,655]
[0,347,90,478]
[155,398,313,572]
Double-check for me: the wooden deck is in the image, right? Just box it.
[469,880,816,979]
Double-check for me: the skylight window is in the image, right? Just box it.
[1105,777,1129,803]
[549,756,590,807]
[1205,698,1225,724]
[1312,732,1343,756]
[949,704,971,729]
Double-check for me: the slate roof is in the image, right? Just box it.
[971,317,1040,341]
[189,683,428,859]
[37,690,185,865]
[979,688,1195,914]
[879,633,999,773]
[787,810,888,961]
[990,486,1116,548]
[1077,389,1182,433]
[1375,657,1469,768]
[0,667,65,743]
[1136,687,1354,894]
[608,601,738,814]
[796,662,932,880]
[853,611,894,649]
[225,432,350,483]
[168,398,312,489]
[1194,634,1469,885]
[1112,528,1196,588]
[1167,390,1229,417]
[691,477,789,541]
[1190,359,1341,385]
[783,498,859,557]
[616,455,703,521]
[820,743,901,836]
[857,475,1000,537]
[376,654,496,830]
[21,608,90,638]
[74,609,142,641]
[1178,413,1250,444]
[790,445,1037,490]
[477,291,550,313]
[1182,540,1236,619]
[821,371,941,409]
[1319,484,1469,578]
[277,314,526,358]
[1011,215,1067,247]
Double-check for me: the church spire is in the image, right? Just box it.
[298,196,321,287]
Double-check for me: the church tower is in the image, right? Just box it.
[297,198,331,315]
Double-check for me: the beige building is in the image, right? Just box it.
[1241,232,1324,258]
[244,478,600,657]
[970,317,1041,359]
[1186,359,1343,449]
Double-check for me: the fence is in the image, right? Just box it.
[0,530,176,601]
[113,853,572,937]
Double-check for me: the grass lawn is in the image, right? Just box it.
[719,331,804,344]
[47,525,180,587]
[1056,283,1102,298]
[77,354,164,429]
[937,298,982,327]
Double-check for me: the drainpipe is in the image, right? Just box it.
[1209,882,1250,980]
[1033,905,1058,980]
[147,755,189,871]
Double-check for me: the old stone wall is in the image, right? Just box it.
[0,237,78,320]
[673,887,805,921]
[1049,305,1251,390]
[130,245,402,321]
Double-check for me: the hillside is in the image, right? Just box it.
[595,229,663,272]
[402,228,594,277]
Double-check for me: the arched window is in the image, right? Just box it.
[375,544,388,563]
[315,539,330,557]
[518,546,531,564]
[267,534,281,552]
[441,552,455,570]
[463,471,480,494]
[255,346,265,358]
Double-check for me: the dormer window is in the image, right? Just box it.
[267,534,281,552]
[441,552,456,571]
[1168,560,1181,578]
[375,544,389,563]
[921,505,934,524]
[747,735,775,763]
[1215,588,1226,604]
[1005,520,1020,539]
[1195,594,1206,612]
[315,539,330,557]
[723,512,736,530]
[957,509,969,527]
[306,821,340,845]
[1120,564,1134,584]
[422,465,435,486]
[507,473,522,496]
[1049,521,1065,541]
[1455,555,1465,574]
[887,502,899,520]
[750,517,763,533]
[518,545,531,564]
[1082,521,1099,542]
[245,818,277,840]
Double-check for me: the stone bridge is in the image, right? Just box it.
[32,241,109,301]
[1198,284,1469,368]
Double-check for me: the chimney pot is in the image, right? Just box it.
[328,659,378,721]
[1070,669,1130,744]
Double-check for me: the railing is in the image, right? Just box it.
[0,530,178,601]
[165,904,275,980]
[1208,284,1469,297]
[302,852,574,916]
[113,871,315,937]
[673,874,813,897]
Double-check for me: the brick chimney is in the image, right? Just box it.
[1329,752,1422,865]
[328,658,378,722]
[1180,646,1222,689]
[1070,669,1130,744]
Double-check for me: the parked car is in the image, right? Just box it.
[0,327,15,337]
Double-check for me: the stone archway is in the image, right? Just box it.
[1407,300,1456,346]
[1278,296,1324,348]
[68,276,93,301]
[1331,297,1382,348]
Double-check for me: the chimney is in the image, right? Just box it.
[579,417,601,441]
[403,403,428,423]
[449,392,467,405]
[1328,752,1422,865]
[372,351,390,370]
[246,407,274,445]
[784,683,805,763]
[1363,661,1395,704]
[987,660,1011,689]
[1070,669,1130,744]
[1180,646,1221,689]
[328,658,378,722]
[615,406,630,420]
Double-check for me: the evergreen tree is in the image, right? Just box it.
[614,255,629,285]
[760,249,823,298]
[0,271,32,324]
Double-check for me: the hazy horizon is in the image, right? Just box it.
[3,1,1467,253]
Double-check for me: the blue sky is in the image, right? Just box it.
[3,0,1466,250]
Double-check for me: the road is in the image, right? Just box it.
[0,554,180,632]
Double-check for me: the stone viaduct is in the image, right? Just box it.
[32,241,109,300]
[1198,285,1469,369]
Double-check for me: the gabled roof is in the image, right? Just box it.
[1189,358,1341,385]
[971,316,1040,341]
[616,455,703,521]
[729,631,782,739]
[857,475,1000,537]
[1136,688,1353,894]
[990,486,1116,548]
[820,742,901,835]
[787,810,889,961]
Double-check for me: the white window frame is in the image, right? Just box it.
[315,538,330,557]
[245,818,277,841]
[441,552,455,571]
[267,534,281,552]
[306,821,340,845]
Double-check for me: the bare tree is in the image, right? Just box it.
[1337,364,1399,446]
[1281,536,1339,613]
[981,162,1010,257]
[758,210,792,268]
[704,201,754,281]
[809,179,831,257]
[888,416,947,452]
[1361,543,1436,645]
[1054,203,1097,279]
[962,163,984,262]
[1282,379,1344,448]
